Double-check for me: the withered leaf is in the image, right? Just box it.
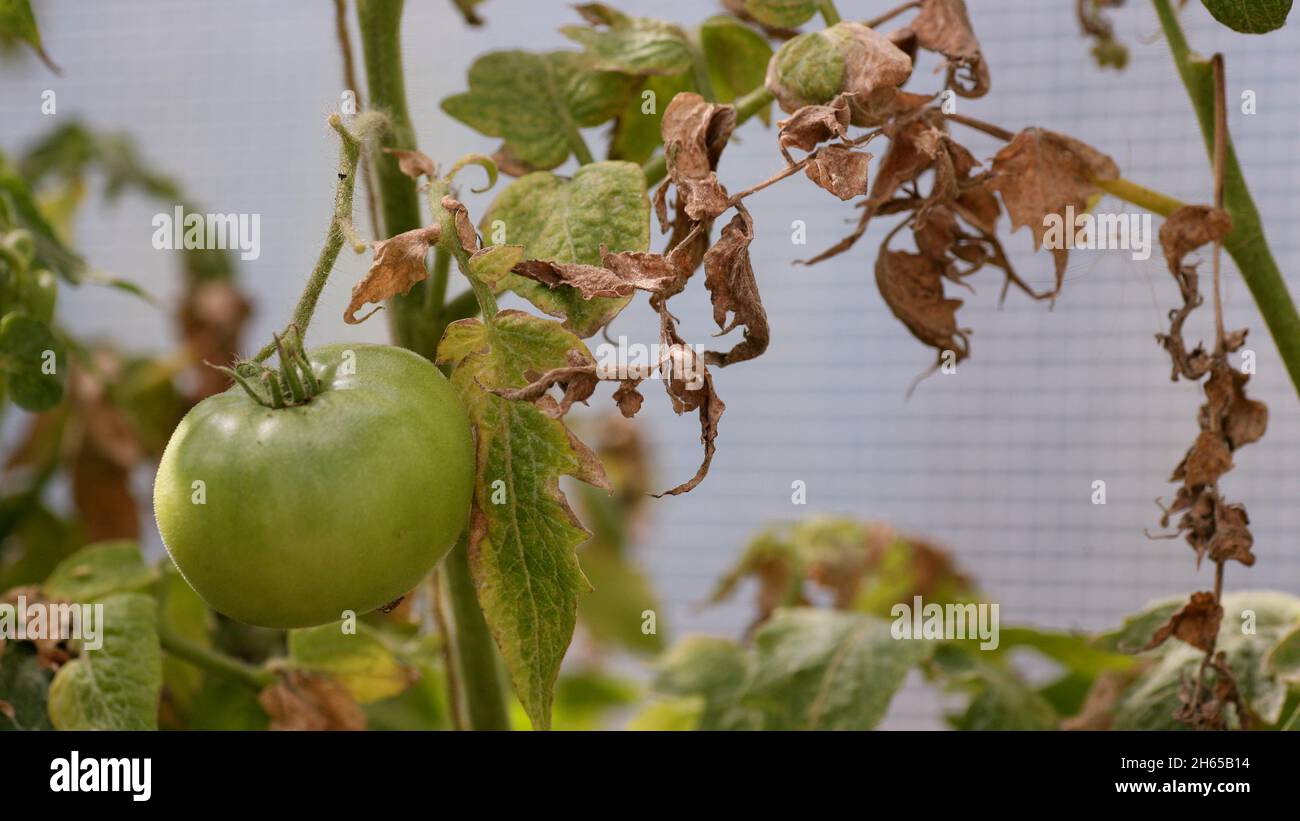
[655,312,725,496]
[776,95,851,161]
[511,254,676,300]
[875,249,969,360]
[988,128,1119,294]
[440,195,480,252]
[612,379,644,417]
[488,351,600,419]
[702,208,769,367]
[181,279,252,399]
[259,671,366,731]
[345,225,440,324]
[382,147,437,180]
[660,92,736,222]
[1208,501,1255,567]
[1144,591,1222,652]
[1159,205,1233,272]
[804,145,872,201]
[1175,430,1233,490]
[911,0,990,98]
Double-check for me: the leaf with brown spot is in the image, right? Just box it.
[911,0,990,98]
[702,208,769,367]
[1144,591,1222,652]
[875,249,969,361]
[382,147,436,180]
[344,225,440,324]
[259,671,366,731]
[804,145,872,200]
[776,95,850,161]
[988,128,1119,294]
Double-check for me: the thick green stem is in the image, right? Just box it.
[441,535,512,731]
[158,625,275,691]
[356,0,509,730]
[253,115,368,362]
[1096,177,1184,217]
[1153,0,1300,400]
[356,0,437,357]
[818,0,842,26]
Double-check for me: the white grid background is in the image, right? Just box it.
[2,1,1298,728]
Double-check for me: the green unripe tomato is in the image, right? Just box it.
[153,343,475,628]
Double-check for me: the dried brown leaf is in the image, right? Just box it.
[441,196,480,253]
[911,0,990,98]
[259,671,366,731]
[660,92,736,222]
[776,95,851,161]
[875,249,969,360]
[344,225,440,324]
[1145,591,1222,652]
[702,208,769,367]
[804,145,873,200]
[382,147,437,180]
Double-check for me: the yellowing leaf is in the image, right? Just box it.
[437,310,610,729]
[287,624,416,704]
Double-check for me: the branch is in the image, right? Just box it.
[158,624,276,691]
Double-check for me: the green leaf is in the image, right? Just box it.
[1200,0,1291,33]
[47,593,162,730]
[577,540,664,654]
[0,169,85,280]
[608,72,696,164]
[156,562,213,723]
[699,16,774,121]
[481,161,650,337]
[442,51,635,171]
[437,311,610,729]
[0,0,58,72]
[1270,626,1300,683]
[743,0,819,29]
[561,12,693,76]
[0,643,53,730]
[766,30,846,108]
[287,624,414,704]
[931,644,1059,730]
[743,608,930,730]
[0,312,65,411]
[42,540,158,602]
[626,696,703,730]
[653,636,757,729]
[995,626,1137,677]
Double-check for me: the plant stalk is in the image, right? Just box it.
[158,625,276,691]
[1153,0,1300,401]
[356,0,510,730]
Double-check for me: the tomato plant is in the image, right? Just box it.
[154,342,474,629]
[0,0,1298,737]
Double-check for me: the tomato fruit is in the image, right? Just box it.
[153,343,474,628]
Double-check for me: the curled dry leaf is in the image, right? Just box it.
[702,207,769,367]
[511,251,677,300]
[1155,206,1233,380]
[766,23,913,127]
[988,128,1119,295]
[1144,591,1222,652]
[440,195,480,253]
[776,94,851,162]
[1,587,71,670]
[654,311,725,496]
[611,379,644,417]
[911,0,990,98]
[875,250,969,362]
[258,671,366,731]
[659,92,736,223]
[804,144,872,201]
[382,147,437,180]
[344,225,440,324]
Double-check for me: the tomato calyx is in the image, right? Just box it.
[210,327,323,409]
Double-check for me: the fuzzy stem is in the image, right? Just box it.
[158,625,275,691]
[1153,0,1300,401]
[356,0,438,358]
[253,114,366,362]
